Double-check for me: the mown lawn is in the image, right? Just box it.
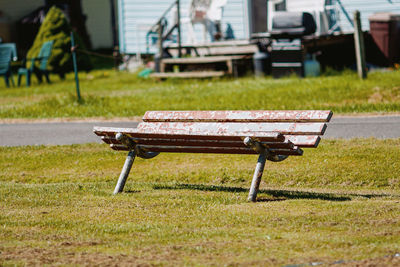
[1,69,400,119]
[1,139,399,266]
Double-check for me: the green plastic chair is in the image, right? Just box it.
[18,41,54,87]
[0,43,18,61]
[0,46,15,88]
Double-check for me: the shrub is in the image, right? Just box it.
[27,6,92,78]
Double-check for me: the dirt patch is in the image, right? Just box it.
[368,86,400,104]
[0,245,185,266]
[59,241,103,247]
[368,92,384,104]
[281,254,400,267]
[339,254,400,267]
[0,246,158,266]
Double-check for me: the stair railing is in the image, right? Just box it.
[146,0,182,71]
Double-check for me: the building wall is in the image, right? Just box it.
[0,0,41,22]
[338,0,400,32]
[82,0,114,49]
[286,0,326,11]
[274,0,400,33]
[118,0,248,54]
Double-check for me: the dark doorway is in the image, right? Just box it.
[250,0,268,34]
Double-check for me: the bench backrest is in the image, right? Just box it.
[139,110,332,147]
[142,110,332,122]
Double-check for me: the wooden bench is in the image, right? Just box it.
[94,110,332,202]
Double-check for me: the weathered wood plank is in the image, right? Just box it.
[150,71,225,79]
[109,144,303,156]
[143,110,333,123]
[94,127,285,142]
[94,127,138,136]
[96,128,321,148]
[137,122,327,136]
[101,136,295,149]
[161,55,247,64]
[285,135,321,148]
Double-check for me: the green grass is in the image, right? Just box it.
[1,139,400,265]
[1,69,400,119]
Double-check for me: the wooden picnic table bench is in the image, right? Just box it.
[94,110,332,202]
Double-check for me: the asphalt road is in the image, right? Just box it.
[1,116,400,147]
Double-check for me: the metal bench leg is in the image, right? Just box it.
[247,150,267,202]
[114,150,136,194]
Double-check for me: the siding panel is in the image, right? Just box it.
[118,0,247,54]
[338,0,400,32]
[82,0,113,49]
[283,0,400,33]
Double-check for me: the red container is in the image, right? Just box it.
[369,13,400,65]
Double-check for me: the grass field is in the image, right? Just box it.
[1,139,400,266]
[1,69,400,119]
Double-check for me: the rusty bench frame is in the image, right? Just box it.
[94,110,332,202]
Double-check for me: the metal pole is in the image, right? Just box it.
[177,0,182,57]
[70,32,81,101]
[247,150,267,202]
[114,150,136,194]
[353,10,367,79]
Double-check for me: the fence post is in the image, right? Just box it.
[353,10,367,79]
[177,0,182,57]
[70,32,82,101]
[155,21,164,72]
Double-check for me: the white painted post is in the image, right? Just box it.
[247,150,268,202]
[113,150,136,194]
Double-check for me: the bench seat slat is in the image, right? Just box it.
[110,144,303,156]
[101,136,295,149]
[97,130,320,148]
[143,110,333,123]
[285,135,321,148]
[94,127,285,142]
[137,122,327,136]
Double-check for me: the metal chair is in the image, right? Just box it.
[18,41,54,87]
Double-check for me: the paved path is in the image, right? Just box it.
[1,116,400,147]
[0,122,138,147]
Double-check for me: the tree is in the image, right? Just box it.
[27,6,91,79]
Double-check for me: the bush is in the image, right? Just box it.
[27,6,92,78]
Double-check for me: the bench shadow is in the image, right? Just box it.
[152,183,355,201]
